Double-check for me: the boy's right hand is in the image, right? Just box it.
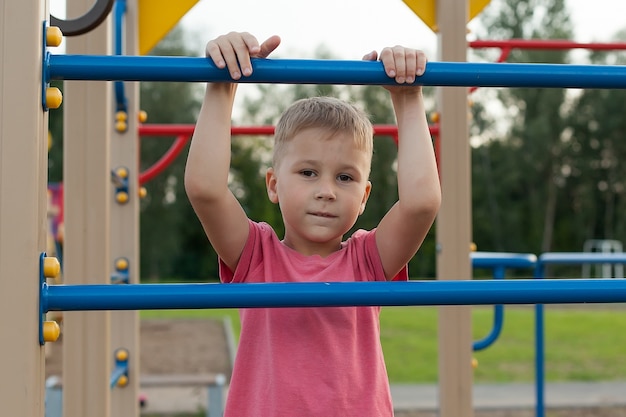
[206,32,281,80]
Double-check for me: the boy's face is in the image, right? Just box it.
[266,127,372,257]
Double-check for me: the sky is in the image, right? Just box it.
[51,0,626,60]
[175,0,626,60]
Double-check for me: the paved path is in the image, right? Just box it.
[139,382,626,414]
[392,382,626,410]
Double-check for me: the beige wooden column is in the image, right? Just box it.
[62,1,112,416]
[436,0,474,416]
[0,2,49,416]
[110,0,140,415]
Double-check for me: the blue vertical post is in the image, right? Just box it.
[534,262,545,417]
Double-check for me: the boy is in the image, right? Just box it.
[185,32,440,417]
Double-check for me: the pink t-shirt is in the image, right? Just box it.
[219,220,407,417]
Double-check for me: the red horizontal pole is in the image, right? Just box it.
[138,124,440,184]
[138,124,439,137]
[470,39,626,51]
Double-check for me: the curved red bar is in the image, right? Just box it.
[139,135,190,185]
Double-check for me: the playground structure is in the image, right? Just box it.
[3,3,626,417]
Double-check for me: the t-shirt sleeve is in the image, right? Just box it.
[218,220,272,283]
[351,228,408,282]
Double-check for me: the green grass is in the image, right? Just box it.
[141,305,626,383]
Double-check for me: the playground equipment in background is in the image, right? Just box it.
[471,251,626,417]
[583,239,624,278]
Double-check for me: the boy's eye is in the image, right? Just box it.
[337,174,353,182]
[300,170,316,177]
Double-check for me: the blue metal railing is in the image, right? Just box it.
[44,55,626,89]
[471,252,537,351]
[113,0,127,114]
[533,252,626,417]
[41,279,626,312]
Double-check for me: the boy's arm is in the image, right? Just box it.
[185,83,249,272]
[367,47,442,280]
[184,32,280,272]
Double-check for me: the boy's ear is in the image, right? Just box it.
[266,167,279,204]
[359,181,372,215]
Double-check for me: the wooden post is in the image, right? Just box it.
[110,0,140,415]
[62,0,112,416]
[436,0,474,416]
[0,2,49,416]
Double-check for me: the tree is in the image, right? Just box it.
[138,27,204,281]
[565,31,626,246]
[471,0,575,254]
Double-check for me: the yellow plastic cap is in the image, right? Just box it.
[115,258,129,271]
[115,348,129,361]
[116,167,129,179]
[470,242,477,252]
[138,110,148,123]
[115,120,128,132]
[46,87,63,109]
[116,191,129,204]
[46,26,63,47]
[472,357,479,369]
[117,375,129,387]
[43,321,61,342]
[115,111,128,121]
[430,112,440,123]
[43,257,61,279]
[138,187,147,199]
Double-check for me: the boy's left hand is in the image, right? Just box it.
[362,46,427,89]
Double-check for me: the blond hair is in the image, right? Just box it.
[272,96,373,168]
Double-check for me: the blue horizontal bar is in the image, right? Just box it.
[471,252,537,269]
[42,279,626,312]
[46,54,626,89]
[539,252,626,265]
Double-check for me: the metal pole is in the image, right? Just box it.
[46,55,626,89]
[42,279,626,312]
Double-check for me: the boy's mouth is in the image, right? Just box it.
[309,211,336,218]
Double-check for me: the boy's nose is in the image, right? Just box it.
[315,181,336,200]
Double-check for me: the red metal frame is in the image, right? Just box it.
[470,39,626,51]
[138,124,440,185]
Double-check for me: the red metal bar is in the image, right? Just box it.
[139,135,190,185]
[139,125,278,136]
[470,39,626,51]
[138,124,440,184]
[138,124,432,137]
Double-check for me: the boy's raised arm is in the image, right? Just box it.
[184,32,281,272]
[368,47,442,280]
